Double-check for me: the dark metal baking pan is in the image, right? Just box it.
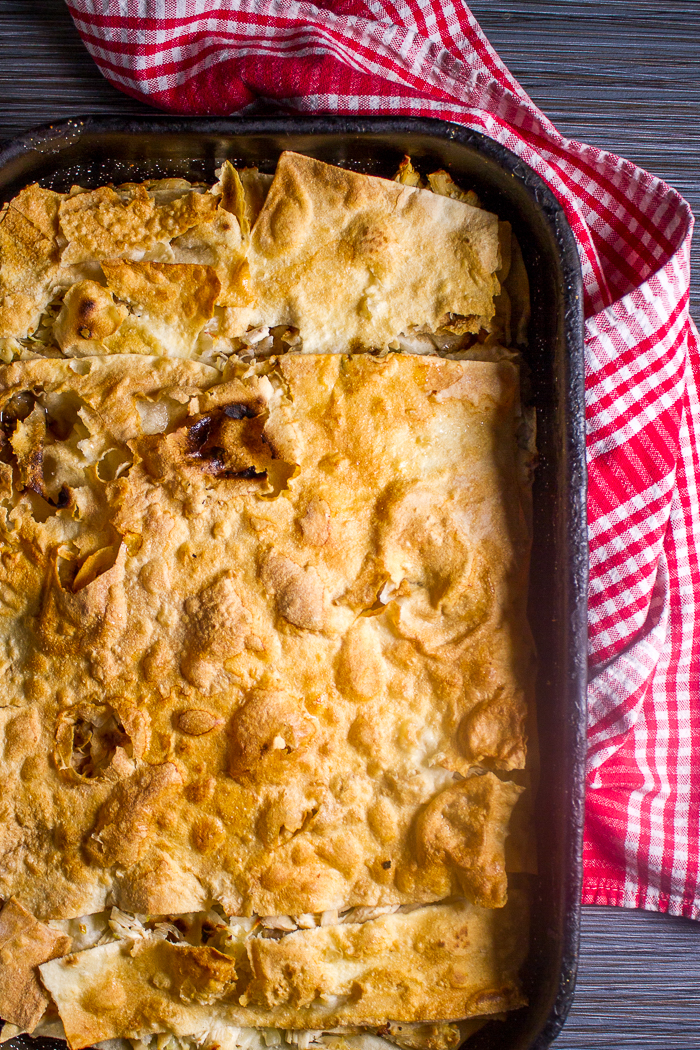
[0,115,587,1050]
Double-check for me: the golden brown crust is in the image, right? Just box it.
[100,260,221,357]
[85,762,183,869]
[242,895,528,1023]
[0,898,71,1031]
[58,185,218,264]
[39,894,528,1047]
[413,776,523,908]
[0,154,534,1040]
[0,353,531,921]
[41,938,240,1048]
[54,279,129,355]
[0,185,64,341]
[171,163,255,308]
[240,152,500,351]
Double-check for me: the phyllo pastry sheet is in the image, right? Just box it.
[0,154,505,364]
[0,897,71,1032]
[0,352,531,922]
[39,894,528,1048]
[234,152,501,352]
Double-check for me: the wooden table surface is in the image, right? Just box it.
[1,0,700,1046]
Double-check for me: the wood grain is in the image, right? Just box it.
[1,2,700,1047]
[563,907,700,1049]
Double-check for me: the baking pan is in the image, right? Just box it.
[0,115,588,1050]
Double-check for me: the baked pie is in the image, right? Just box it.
[0,151,535,1050]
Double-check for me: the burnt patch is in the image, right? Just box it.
[0,390,36,436]
[234,465,266,479]
[187,414,215,454]
[223,402,257,420]
[183,403,271,480]
[200,920,219,945]
[137,396,295,495]
[78,297,97,321]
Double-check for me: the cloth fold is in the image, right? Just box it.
[64,0,700,919]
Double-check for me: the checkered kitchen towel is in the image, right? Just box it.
[64,0,700,919]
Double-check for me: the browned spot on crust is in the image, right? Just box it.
[176,709,223,736]
[228,688,315,780]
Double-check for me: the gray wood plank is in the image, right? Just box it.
[0,0,153,134]
[561,907,700,1049]
[1,1,700,1047]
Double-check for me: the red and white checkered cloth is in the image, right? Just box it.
[65,0,700,919]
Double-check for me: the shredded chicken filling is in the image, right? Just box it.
[21,904,484,1050]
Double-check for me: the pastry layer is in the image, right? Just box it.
[0,897,71,1031]
[0,352,532,920]
[237,152,501,351]
[0,157,501,362]
[39,895,528,1048]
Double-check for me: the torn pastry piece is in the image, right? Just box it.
[0,897,71,1032]
[391,163,525,361]
[53,261,224,359]
[100,260,221,357]
[170,217,251,311]
[53,278,129,355]
[239,168,274,228]
[169,164,254,311]
[0,184,65,349]
[210,162,274,240]
[171,164,273,333]
[242,895,528,1024]
[239,152,501,352]
[40,895,528,1047]
[58,183,219,265]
